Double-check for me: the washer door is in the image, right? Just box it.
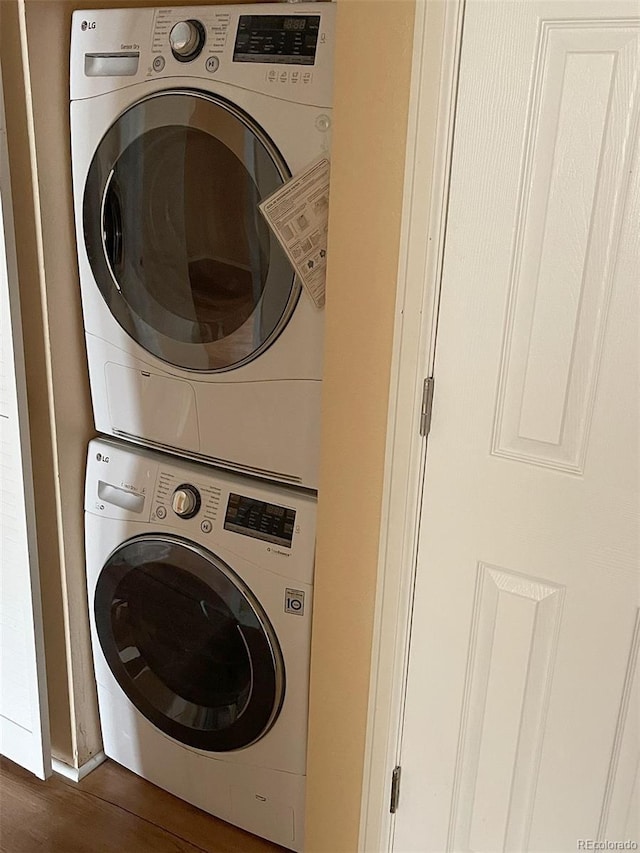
[94,534,285,751]
[83,90,299,372]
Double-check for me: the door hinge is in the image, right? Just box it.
[420,377,435,437]
[390,765,401,814]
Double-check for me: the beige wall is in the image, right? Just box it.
[305,1,415,850]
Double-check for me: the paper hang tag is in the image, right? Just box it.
[259,156,331,309]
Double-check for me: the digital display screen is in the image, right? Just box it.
[233,15,321,65]
[284,18,306,31]
[224,493,296,548]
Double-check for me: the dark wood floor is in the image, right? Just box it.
[0,756,286,853]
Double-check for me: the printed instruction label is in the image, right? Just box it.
[259,157,330,309]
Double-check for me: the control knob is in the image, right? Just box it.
[169,20,206,61]
[171,484,201,519]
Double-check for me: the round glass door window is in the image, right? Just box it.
[83,90,298,372]
[94,534,285,751]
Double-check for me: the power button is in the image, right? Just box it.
[201,519,212,534]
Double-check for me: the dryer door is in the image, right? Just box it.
[94,534,285,751]
[83,90,299,372]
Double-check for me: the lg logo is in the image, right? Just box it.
[96,452,110,463]
[81,20,96,31]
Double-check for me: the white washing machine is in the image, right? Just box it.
[71,5,335,489]
[85,437,316,850]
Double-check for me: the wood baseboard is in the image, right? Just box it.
[51,750,107,782]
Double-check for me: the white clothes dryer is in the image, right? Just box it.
[85,437,316,850]
[71,5,335,489]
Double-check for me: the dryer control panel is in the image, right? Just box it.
[233,14,320,66]
[71,3,335,108]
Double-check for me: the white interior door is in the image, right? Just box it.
[394,1,639,850]
[0,75,51,780]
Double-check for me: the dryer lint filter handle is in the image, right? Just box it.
[84,52,140,77]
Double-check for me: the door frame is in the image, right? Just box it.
[0,63,51,780]
[358,1,464,849]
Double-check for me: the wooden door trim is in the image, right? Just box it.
[358,1,465,850]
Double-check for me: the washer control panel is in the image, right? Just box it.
[224,492,296,548]
[171,484,201,518]
[86,439,317,583]
[154,470,219,530]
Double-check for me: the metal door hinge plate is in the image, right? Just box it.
[390,765,401,814]
[420,377,435,436]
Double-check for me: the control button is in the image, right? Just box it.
[291,71,300,85]
[169,19,206,62]
[279,71,289,83]
[201,519,212,534]
[155,505,167,519]
[302,71,312,84]
[205,56,219,73]
[171,484,201,519]
[266,69,277,83]
[152,55,165,72]
[315,114,331,132]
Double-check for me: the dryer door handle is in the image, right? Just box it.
[103,173,123,279]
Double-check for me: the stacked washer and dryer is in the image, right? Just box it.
[70,5,334,849]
